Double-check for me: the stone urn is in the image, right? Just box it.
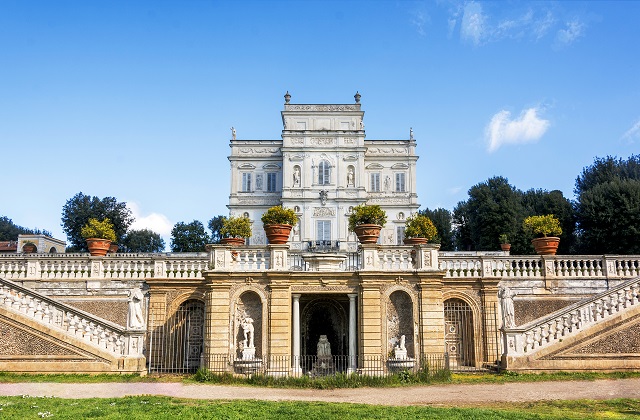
[221,237,246,246]
[109,243,119,253]
[86,238,112,257]
[264,224,292,245]
[354,224,382,244]
[22,243,37,254]
[531,237,560,255]
[403,237,428,245]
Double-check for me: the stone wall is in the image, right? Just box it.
[514,298,581,326]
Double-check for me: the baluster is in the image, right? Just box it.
[570,311,579,332]
[623,260,631,277]
[541,324,549,344]
[547,320,556,341]
[532,327,542,348]
[561,315,570,336]
[19,293,28,313]
[42,303,51,324]
[68,314,77,335]
[524,331,534,352]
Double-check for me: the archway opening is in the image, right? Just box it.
[444,298,475,368]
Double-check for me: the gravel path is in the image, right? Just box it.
[1,378,639,406]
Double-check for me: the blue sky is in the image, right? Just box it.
[2,1,639,248]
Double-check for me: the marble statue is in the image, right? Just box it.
[410,127,414,140]
[242,317,255,348]
[347,167,354,187]
[399,334,406,351]
[499,286,516,328]
[384,176,391,191]
[230,127,236,140]
[293,166,301,186]
[128,288,145,329]
[317,334,331,357]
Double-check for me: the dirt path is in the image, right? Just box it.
[1,378,639,406]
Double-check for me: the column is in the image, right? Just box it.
[348,293,357,373]
[292,293,301,374]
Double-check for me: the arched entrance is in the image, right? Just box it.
[444,298,475,368]
[301,297,348,357]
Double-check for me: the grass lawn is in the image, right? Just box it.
[0,396,639,419]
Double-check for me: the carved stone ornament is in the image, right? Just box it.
[313,207,335,217]
[286,105,358,111]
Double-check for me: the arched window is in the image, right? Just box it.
[318,160,331,185]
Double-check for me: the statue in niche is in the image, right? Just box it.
[293,166,301,187]
[347,167,354,187]
[230,127,236,140]
[359,119,365,129]
[128,288,145,329]
[242,317,255,348]
[317,334,331,357]
[384,176,391,191]
[255,174,263,190]
[498,286,516,328]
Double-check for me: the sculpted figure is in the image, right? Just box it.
[317,334,331,357]
[399,334,406,351]
[241,317,255,348]
[384,176,391,191]
[499,286,516,328]
[347,167,354,186]
[230,126,236,140]
[410,127,414,140]
[293,166,301,186]
[128,288,145,329]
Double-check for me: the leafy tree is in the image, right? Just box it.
[171,220,210,252]
[0,216,52,241]
[122,229,166,253]
[575,156,640,254]
[61,192,134,251]
[418,208,454,251]
[207,215,226,244]
[453,177,525,252]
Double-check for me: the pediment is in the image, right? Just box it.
[391,163,409,169]
[238,163,256,170]
[263,163,281,170]
[366,163,384,170]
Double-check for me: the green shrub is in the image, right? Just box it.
[80,218,117,242]
[522,214,562,238]
[261,206,299,226]
[348,204,387,231]
[220,216,252,238]
[404,214,438,240]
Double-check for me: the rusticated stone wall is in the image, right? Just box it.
[0,318,76,356]
[60,299,128,326]
[514,299,581,326]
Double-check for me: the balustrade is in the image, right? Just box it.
[0,278,143,357]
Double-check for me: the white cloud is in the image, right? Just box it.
[533,11,555,40]
[485,107,550,152]
[622,119,640,143]
[460,2,486,45]
[411,10,428,37]
[555,19,585,46]
[127,202,173,236]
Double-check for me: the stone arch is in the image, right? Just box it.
[384,286,417,358]
[301,297,348,356]
[49,247,57,253]
[442,291,482,368]
[167,290,206,318]
[230,286,267,358]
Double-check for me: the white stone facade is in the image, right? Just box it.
[228,93,419,250]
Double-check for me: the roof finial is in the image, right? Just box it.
[284,91,291,104]
[354,91,361,103]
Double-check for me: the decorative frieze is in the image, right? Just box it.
[286,105,359,111]
[310,138,335,146]
[313,207,336,217]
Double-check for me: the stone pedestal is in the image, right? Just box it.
[242,346,256,360]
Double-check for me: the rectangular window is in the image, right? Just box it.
[370,173,380,192]
[397,227,405,245]
[395,173,406,192]
[242,173,252,192]
[318,161,330,185]
[316,220,331,244]
[267,173,277,192]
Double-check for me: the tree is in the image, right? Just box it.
[170,220,210,252]
[0,216,52,241]
[418,208,454,251]
[207,215,226,244]
[574,155,640,254]
[61,192,134,251]
[122,229,166,253]
[453,177,525,252]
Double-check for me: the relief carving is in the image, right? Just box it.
[313,207,336,217]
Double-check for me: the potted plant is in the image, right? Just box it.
[403,214,438,245]
[261,206,298,244]
[81,218,117,256]
[22,241,37,254]
[522,214,563,255]
[348,204,387,244]
[220,216,252,246]
[499,234,511,252]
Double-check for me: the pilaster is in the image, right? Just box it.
[417,274,445,355]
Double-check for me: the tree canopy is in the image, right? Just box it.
[170,220,209,252]
[574,155,640,254]
[418,208,454,251]
[61,192,134,251]
[207,215,225,244]
[122,229,166,253]
[0,216,52,241]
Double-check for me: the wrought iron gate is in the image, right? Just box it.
[148,300,205,374]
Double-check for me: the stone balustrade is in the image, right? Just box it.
[1,250,638,280]
[502,277,640,357]
[0,277,144,357]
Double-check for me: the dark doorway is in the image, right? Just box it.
[301,297,348,356]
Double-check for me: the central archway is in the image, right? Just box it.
[301,297,348,357]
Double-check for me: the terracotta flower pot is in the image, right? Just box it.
[22,243,37,254]
[86,238,112,257]
[354,224,382,244]
[264,224,292,245]
[221,237,246,246]
[404,237,428,245]
[109,243,119,253]
[500,243,511,252]
[531,237,560,255]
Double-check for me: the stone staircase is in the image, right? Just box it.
[0,277,146,374]
[502,276,640,371]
